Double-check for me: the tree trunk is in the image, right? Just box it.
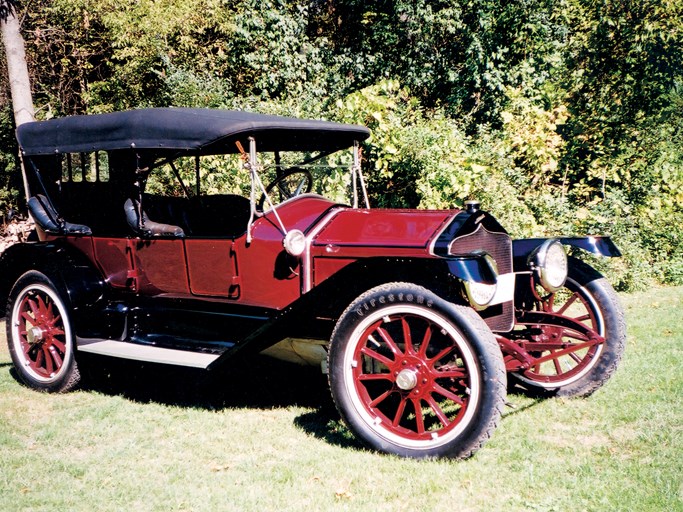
[1,3,35,205]
[1,6,34,125]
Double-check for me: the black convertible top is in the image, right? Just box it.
[16,108,371,156]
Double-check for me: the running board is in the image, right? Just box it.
[77,339,220,369]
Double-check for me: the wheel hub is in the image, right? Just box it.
[27,326,44,345]
[396,368,419,390]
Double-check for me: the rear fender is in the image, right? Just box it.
[0,241,105,319]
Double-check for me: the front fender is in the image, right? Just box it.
[512,236,621,271]
[445,254,497,285]
[207,254,501,370]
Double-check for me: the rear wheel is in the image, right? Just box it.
[328,283,506,459]
[6,271,81,392]
[511,257,626,397]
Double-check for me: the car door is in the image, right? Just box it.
[184,238,240,299]
[93,236,190,296]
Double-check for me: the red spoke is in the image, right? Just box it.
[429,345,454,364]
[562,332,592,343]
[47,313,62,327]
[573,314,591,323]
[369,389,393,408]
[376,326,402,356]
[49,346,63,369]
[432,383,465,406]
[46,300,55,319]
[434,368,466,379]
[556,292,580,315]
[425,395,450,427]
[23,341,33,357]
[360,346,394,367]
[51,328,65,337]
[402,317,414,354]
[553,355,563,375]
[392,398,408,427]
[411,399,425,434]
[569,351,582,364]
[36,296,49,318]
[358,372,393,381]
[42,346,54,374]
[20,311,36,325]
[417,325,433,359]
[49,338,66,353]
[532,340,598,366]
[28,298,40,317]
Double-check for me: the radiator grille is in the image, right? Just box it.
[449,225,514,332]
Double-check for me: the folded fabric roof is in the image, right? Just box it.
[17,108,371,156]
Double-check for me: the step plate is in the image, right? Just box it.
[77,339,219,369]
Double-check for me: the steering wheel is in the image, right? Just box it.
[258,167,313,211]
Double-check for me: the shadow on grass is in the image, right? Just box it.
[77,352,362,449]
[78,352,331,409]
[293,410,365,451]
[8,352,544,453]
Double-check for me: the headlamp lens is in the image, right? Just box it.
[533,240,568,292]
[283,229,306,257]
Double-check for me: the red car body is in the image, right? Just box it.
[1,108,626,459]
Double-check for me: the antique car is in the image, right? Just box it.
[1,108,626,459]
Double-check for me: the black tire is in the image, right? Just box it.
[6,270,81,392]
[512,257,626,397]
[328,282,506,459]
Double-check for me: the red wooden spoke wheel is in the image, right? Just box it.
[329,283,506,459]
[349,310,477,444]
[512,257,626,397]
[7,271,80,392]
[520,280,605,386]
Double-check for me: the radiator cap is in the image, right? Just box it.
[465,200,480,213]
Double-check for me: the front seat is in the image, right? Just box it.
[124,198,184,237]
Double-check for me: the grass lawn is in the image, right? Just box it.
[1,286,681,511]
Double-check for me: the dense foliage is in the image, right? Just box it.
[1,0,682,289]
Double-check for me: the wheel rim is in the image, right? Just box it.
[10,283,72,383]
[342,305,481,449]
[517,277,605,387]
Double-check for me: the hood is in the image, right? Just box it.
[312,208,457,250]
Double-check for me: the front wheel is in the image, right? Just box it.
[511,257,626,397]
[328,283,506,459]
[6,271,81,392]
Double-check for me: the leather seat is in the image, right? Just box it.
[124,198,185,237]
[28,194,92,235]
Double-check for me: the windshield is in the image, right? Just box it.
[145,149,358,208]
